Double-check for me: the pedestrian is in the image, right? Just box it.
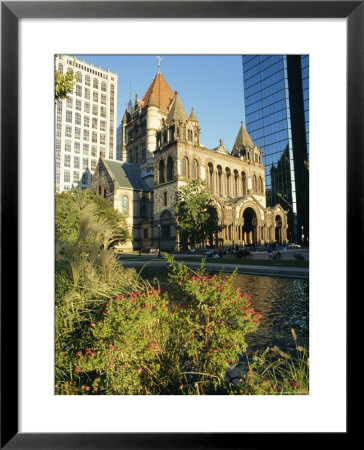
[268,244,273,259]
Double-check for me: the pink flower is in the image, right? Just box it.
[76,351,82,356]
[90,322,95,327]
[74,367,79,373]
[178,281,182,285]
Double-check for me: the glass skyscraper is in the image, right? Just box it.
[242,55,309,244]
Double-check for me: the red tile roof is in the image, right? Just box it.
[141,72,175,112]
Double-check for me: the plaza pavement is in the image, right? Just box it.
[118,248,309,279]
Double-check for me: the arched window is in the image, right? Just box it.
[234,170,239,197]
[208,163,214,193]
[159,160,165,184]
[182,157,189,178]
[167,157,173,181]
[226,168,231,197]
[122,195,129,216]
[241,172,247,196]
[103,188,107,198]
[259,176,264,193]
[163,191,168,207]
[98,185,102,195]
[191,160,197,179]
[252,175,257,192]
[217,166,222,196]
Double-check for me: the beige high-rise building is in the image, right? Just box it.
[55,55,118,192]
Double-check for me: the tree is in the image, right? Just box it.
[55,69,78,102]
[174,179,220,248]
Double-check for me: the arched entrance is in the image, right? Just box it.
[242,207,258,245]
[275,215,282,243]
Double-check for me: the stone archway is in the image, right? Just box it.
[242,207,258,245]
[275,214,283,244]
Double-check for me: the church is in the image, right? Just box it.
[90,70,288,252]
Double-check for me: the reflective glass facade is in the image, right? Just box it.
[242,55,309,243]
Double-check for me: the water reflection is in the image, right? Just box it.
[138,266,309,356]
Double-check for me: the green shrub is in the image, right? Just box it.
[61,256,262,395]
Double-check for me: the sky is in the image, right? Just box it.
[76,54,245,151]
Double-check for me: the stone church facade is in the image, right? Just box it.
[91,71,288,251]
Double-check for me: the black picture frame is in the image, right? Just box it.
[1,1,358,448]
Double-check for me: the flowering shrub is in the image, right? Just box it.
[167,257,262,394]
[63,257,262,395]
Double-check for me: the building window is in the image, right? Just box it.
[74,142,80,154]
[234,173,239,197]
[84,87,90,100]
[84,102,90,114]
[140,197,146,218]
[101,93,106,105]
[93,91,98,102]
[83,129,89,141]
[101,81,107,92]
[65,140,71,152]
[100,120,106,131]
[73,171,79,184]
[93,78,98,89]
[85,75,90,86]
[76,85,82,97]
[84,116,89,127]
[188,129,193,141]
[218,167,222,196]
[74,156,80,169]
[64,154,71,167]
[226,169,231,197]
[75,113,81,125]
[242,172,247,196]
[64,170,70,183]
[74,127,81,140]
[92,132,97,143]
[92,117,98,129]
[163,191,167,207]
[66,110,72,123]
[167,157,173,181]
[100,106,106,118]
[83,158,88,169]
[103,188,107,198]
[122,195,129,216]
[252,175,257,192]
[83,143,89,155]
[75,99,82,111]
[159,160,165,184]
[65,125,72,138]
[182,157,189,177]
[66,96,73,108]
[98,185,102,195]
[191,160,197,179]
[91,146,97,157]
